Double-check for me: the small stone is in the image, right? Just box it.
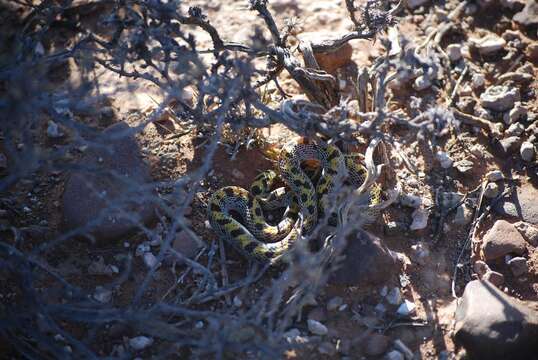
[307,319,328,336]
[454,159,474,174]
[397,299,416,317]
[410,242,430,266]
[483,182,500,199]
[380,286,389,297]
[413,75,432,91]
[283,328,301,343]
[471,73,486,89]
[483,270,505,287]
[410,208,429,230]
[471,35,507,56]
[327,297,343,311]
[365,333,390,356]
[480,85,519,112]
[520,142,535,162]
[454,204,474,225]
[47,121,63,138]
[498,136,522,156]
[436,151,453,169]
[386,350,405,360]
[447,44,462,62]
[143,252,159,269]
[233,296,242,307]
[473,260,490,276]
[385,221,407,236]
[318,341,337,355]
[514,221,538,246]
[400,194,422,208]
[507,257,528,277]
[486,170,504,182]
[375,303,387,314]
[386,287,401,305]
[129,336,153,351]
[482,220,527,261]
[136,243,150,257]
[504,102,527,124]
[505,122,525,137]
[93,286,112,303]
[394,339,415,360]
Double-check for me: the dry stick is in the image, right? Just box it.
[452,108,500,136]
[218,237,232,306]
[447,65,469,107]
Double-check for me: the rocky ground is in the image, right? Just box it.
[1,0,538,359]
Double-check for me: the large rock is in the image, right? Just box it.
[62,122,156,242]
[481,220,527,261]
[454,280,538,360]
[494,183,538,226]
[329,230,402,286]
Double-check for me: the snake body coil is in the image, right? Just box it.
[207,139,381,263]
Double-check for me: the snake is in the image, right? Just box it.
[207,138,382,263]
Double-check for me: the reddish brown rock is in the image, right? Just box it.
[481,220,527,261]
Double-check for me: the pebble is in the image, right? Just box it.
[471,73,486,89]
[386,350,405,360]
[380,286,389,297]
[520,142,535,162]
[136,243,151,257]
[513,0,538,26]
[172,231,203,261]
[143,252,159,269]
[505,122,525,137]
[483,270,505,287]
[375,303,387,314]
[93,286,112,303]
[410,208,429,230]
[480,85,519,112]
[454,204,474,225]
[483,182,500,199]
[410,242,430,265]
[307,319,328,336]
[503,102,527,124]
[498,136,521,156]
[365,333,390,356]
[473,260,490,276]
[327,296,343,311]
[283,328,301,343]
[447,44,462,62]
[129,336,153,351]
[413,75,432,91]
[507,257,528,277]
[394,339,415,359]
[233,296,242,307]
[386,287,402,305]
[397,300,416,317]
[47,121,64,138]
[471,35,507,55]
[436,151,453,169]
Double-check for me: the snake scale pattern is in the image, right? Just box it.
[207,138,381,263]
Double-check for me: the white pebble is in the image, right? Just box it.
[520,142,535,162]
[484,182,500,198]
[93,286,112,303]
[307,319,328,336]
[327,296,343,311]
[436,151,453,169]
[386,287,401,305]
[129,336,153,351]
[446,44,462,62]
[396,299,416,317]
[410,208,429,230]
[143,252,159,269]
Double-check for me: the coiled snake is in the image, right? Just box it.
[207,138,382,263]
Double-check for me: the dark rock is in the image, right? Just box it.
[62,122,156,243]
[481,220,527,261]
[482,270,505,287]
[329,230,402,286]
[514,0,538,26]
[169,230,203,264]
[507,256,528,277]
[494,183,538,225]
[454,280,538,360]
[494,136,522,157]
[364,333,390,356]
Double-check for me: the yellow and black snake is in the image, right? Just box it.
[207,138,382,263]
